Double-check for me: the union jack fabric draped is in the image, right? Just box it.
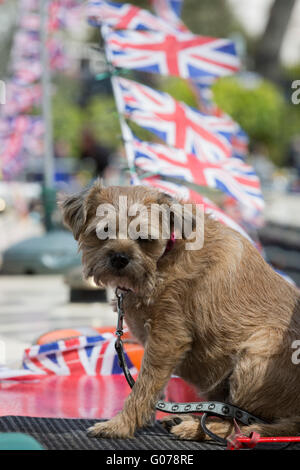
[106,29,240,81]
[114,77,235,161]
[150,0,188,32]
[22,334,138,377]
[86,0,177,33]
[0,334,139,381]
[129,138,264,211]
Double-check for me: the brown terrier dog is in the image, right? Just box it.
[60,181,300,441]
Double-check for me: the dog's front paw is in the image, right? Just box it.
[87,417,134,439]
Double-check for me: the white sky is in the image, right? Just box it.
[227,0,300,65]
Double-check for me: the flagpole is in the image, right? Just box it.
[40,0,55,230]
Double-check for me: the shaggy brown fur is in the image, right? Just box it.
[60,181,300,441]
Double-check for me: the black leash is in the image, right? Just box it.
[114,289,267,444]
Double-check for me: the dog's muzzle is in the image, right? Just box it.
[110,252,130,270]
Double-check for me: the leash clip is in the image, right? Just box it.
[115,288,125,349]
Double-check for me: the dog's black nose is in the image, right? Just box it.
[110,252,130,270]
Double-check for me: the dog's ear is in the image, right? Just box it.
[58,189,89,241]
[156,192,196,240]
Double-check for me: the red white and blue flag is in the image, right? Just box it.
[150,0,188,32]
[130,138,264,211]
[21,334,137,377]
[1,83,42,117]
[131,172,254,243]
[12,60,42,85]
[86,0,178,32]
[0,116,44,179]
[20,13,40,31]
[0,333,139,381]
[114,77,235,161]
[12,31,41,60]
[0,117,32,176]
[106,29,240,81]
[20,0,39,11]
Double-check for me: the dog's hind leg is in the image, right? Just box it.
[227,333,300,439]
[161,414,235,441]
[163,337,300,441]
[238,416,300,437]
[161,413,300,442]
[161,414,203,440]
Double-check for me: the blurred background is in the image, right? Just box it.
[0,0,300,368]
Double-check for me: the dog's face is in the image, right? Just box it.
[60,182,192,297]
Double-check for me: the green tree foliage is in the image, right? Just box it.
[181,0,242,37]
[53,94,83,157]
[213,76,299,165]
[121,0,241,37]
[52,78,83,156]
[159,76,198,108]
[84,95,121,149]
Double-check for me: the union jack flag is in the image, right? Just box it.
[0,334,139,380]
[131,173,254,243]
[49,1,64,31]
[86,0,177,32]
[150,0,188,32]
[114,77,234,161]
[130,138,264,211]
[11,33,66,71]
[22,334,138,377]
[12,31,41,60]
[3,83,42,117]
[231,127,249,161]
[20,0,39,10]
[20,13,40,31]
[0,115,42,138]
[0,116,44,179]
[0,117,31,177]
[49,0,81,31]
[106,29,240,81]
[48,38,70,70]
[12,60,42,85]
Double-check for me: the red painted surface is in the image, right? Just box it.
[2,376,300,447]
[0,375,200,420]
